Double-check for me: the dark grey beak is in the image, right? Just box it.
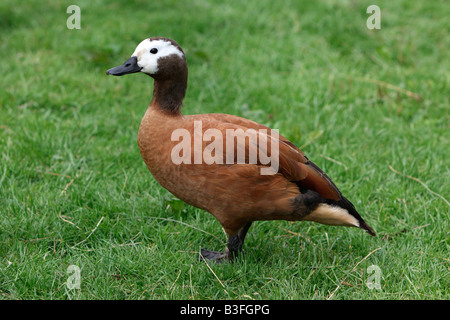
[106,56,142,76]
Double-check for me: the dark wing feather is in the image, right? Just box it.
[196,113,342,201]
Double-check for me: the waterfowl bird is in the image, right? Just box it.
[106,37,375,263]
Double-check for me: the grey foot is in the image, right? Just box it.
[200,248,230,264]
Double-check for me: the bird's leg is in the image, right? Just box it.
[200,222,253,263]
[227,221,252,260]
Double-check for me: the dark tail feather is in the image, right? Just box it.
[331,196,376,236]
[301,159,376,236]
[359,220,376,237]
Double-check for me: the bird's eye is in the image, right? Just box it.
[150,48,158,54]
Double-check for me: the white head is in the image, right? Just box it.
[106,37,185,77]
[131,38,184,75]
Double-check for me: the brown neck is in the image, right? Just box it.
[150,79,185,115]
[150,65,188,115]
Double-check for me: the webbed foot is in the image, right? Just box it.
[200,248,230,264]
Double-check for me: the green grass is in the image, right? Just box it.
[0,0,449,300]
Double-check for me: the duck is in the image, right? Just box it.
[106,37,375,263]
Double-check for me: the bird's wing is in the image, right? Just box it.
[191,114,342,201]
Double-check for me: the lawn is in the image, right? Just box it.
[0,0,448,300]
